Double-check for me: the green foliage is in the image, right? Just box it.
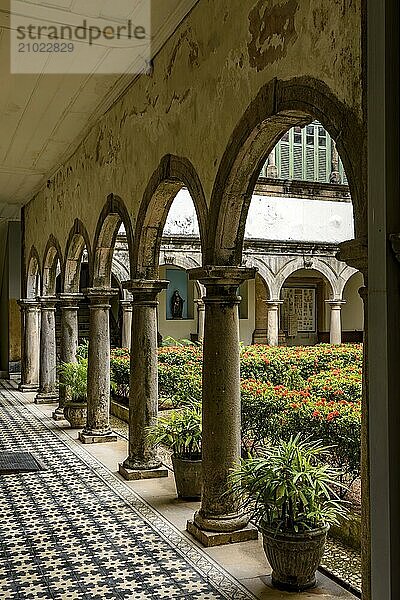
[110,353,130,400]
[108,343,362,481]
[58,358,88,403]
[307,366,362,403]
[161,336,199,348]
[229,434,349,534]
[146,402,202,459]
[76,340,89,360]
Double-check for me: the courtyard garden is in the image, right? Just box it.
[110,342,362,488]
[61,341,363,590]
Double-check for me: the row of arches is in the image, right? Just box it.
[20,76,366,582]
[26,222,358,304]
[25,78,365,303]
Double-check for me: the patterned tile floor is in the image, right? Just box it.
[111,415,362,595]
[0,382,256,600]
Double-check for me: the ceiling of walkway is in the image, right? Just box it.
[0,0,199,222]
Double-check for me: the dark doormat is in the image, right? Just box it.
[0,451,46,474]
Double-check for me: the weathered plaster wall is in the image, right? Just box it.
[23,0,362,278]
[342,270,364,331]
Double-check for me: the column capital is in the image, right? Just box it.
[188,266,257,287]
[57,293,84,307]
[37,296,58,309]
[337,237,367,274]
[120,300,133,311]
[18,298,40,310]
[195,298,205,309]
[122,279,169,303]
[325,299,346,308]
[83,287,119,303]
[264,299,284,308]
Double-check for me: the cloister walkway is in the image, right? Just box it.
[0,381,355,600]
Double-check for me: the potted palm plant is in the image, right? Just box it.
[147,402,202,499]
[229,434,348,592]
[58,358,88,427]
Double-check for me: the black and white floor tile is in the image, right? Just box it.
[0,382,255,600]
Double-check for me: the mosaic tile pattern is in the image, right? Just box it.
[0,382,255,600]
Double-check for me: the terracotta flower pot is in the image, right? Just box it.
[171,455,202,500]
[259,520,329,592]
[63,402,87,428]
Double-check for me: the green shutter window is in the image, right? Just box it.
[271,121,347,184]
[278,142,290,179]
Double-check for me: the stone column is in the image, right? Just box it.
[120,300,133,349]
[329,141,342,184]
[79,288,118,444]
[35,297,58,403]
[195,299,205,342]
[266,149,278,178]
[265,300,283,346]
[53,293,82,420]
[186,266,258,546]
[338,238,368,597]
[326,299,345,345]
[18,299,40,392]
[119,279,169,480]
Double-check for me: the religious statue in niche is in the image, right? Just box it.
[171,290,185,319]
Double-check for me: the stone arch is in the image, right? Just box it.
[275,257,339,298]
[159,253,205,298]
[92,194,134,288]
[132,155,208,279]
[337,265,361,298]
[26,246,41,299]
[63,219,92,293]
[42,235,63,296]
[243,257,275,298]
[206,77,364,265]
[111,257,130,299]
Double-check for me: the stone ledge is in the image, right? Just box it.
[52,410,66,421]
[18,384,39,393]
[119,464,169,481]
[186,519,258,547]
[34,394,58,404]
[79,432,118,444]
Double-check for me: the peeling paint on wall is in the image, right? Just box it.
[248,0,299,69]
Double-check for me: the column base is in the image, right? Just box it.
[79,431,118,444]
[34,392,58,404]
[119,463,169,481]
[186,519,258,547]
[18,383,39,393]
[52,407,65,421]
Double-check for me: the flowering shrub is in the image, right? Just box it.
[109,343,362,481]
[307,365,362,404]
[110,349,130,400]
[277,395,361,482]
[240,343,362,381]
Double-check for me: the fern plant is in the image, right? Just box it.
[146,401,202,459]
[58,358,88,403]
[229,434,348,534]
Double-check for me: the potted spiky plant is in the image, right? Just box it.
[147,401,202,499]
[229,434,348,592]
[58,358,88,427]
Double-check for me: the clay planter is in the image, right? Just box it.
[171,455,202,500]
[259,521,329,592]
[63,402,87,428]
